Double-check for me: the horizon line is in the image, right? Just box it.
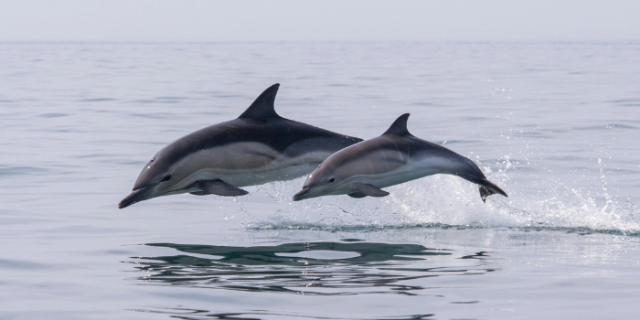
[1,40,639,45]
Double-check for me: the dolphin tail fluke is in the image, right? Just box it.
[477,179,508,203]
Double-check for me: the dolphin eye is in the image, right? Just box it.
[160,175,171,182]
[328,178,335,183]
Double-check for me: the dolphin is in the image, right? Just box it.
[292,113,507,202]
[119,84,362,209]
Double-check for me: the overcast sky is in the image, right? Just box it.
[1,0,639,42]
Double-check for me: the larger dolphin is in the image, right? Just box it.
[293,113,507,202]
[119,84,362,209]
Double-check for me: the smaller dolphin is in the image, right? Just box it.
[293,113,507,202]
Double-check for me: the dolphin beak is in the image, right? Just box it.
[292,187,311,201]
[118,187,152,209]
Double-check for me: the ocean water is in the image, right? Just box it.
[1,42,639,319]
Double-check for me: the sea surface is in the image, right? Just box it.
[1,42,639,319]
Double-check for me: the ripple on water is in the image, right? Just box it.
[573,124,639,131]
[609,98,640,107]
[38,113,69,118]
[77,98,116,102]
[0,166,48,177]
[0,258,49,270]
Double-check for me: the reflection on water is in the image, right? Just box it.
[128,241,500,296]
[135,307,436,320]
[129,241,497,319]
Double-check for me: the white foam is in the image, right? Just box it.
[227,156,640,235]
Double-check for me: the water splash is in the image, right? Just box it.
[218,156,640,235]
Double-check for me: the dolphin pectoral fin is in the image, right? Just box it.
[352,183,390,198]
[347,192,368,198]
[195,179,249,197]
[189,191,209,196]
[478,179,508,202]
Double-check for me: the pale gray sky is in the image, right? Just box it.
[1,0,639,42]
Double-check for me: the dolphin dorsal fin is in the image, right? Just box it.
[238,83,281,119]
[383,113,411,136]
